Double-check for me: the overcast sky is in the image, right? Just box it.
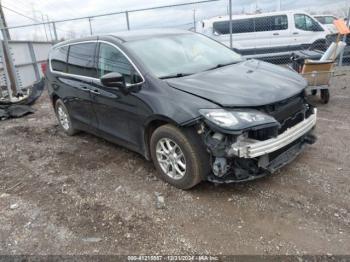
[2,0,349,41]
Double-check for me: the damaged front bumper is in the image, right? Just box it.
[227,109,317,159]
[202,108,317,183]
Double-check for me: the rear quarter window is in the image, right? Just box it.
[50,46,68,72]
[255,15,288,31]
[315,17,326,24]
[324,16,336,24]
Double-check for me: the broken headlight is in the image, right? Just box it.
[199,109,278,131]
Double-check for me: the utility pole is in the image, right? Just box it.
[88,17,93,36]
[277,0,281,11]
[31,3,39,40]
[41,14,49,41]
[0,0,11,40]
[0,29,12,99]
[46,15,53,41]
[0,16,20,97]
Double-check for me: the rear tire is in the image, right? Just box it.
[150,124,210,189]
[55,99,77,136]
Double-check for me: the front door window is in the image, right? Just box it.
[98,43,142,84]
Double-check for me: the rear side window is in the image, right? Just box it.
[213,15,287,35]
[97,43,142,84]
[213,19,254,34]
[67,43,98,78]
[50,46,68,72]
[255,15,288,31]
[294,14,324,31]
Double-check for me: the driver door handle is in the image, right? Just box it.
[293,32,299,35]
[273,32,279,36]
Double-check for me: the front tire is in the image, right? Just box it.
[55,99,77,136]
[150,124,210,189]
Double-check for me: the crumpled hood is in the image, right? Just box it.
[166,60,307,107]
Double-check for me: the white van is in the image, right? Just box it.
[197,11,330,58]
[314,15,338,34]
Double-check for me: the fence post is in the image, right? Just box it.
[193,9,196,32]
[52,22,58,41]
[339,7,350,66]
[229,0,233,49]
[125,11,130,30]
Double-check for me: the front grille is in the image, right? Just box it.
[248,94,309,141]
[264,95,305,123]
[248,126,278,141]
[279,111,305,133]
[263,94,307,134]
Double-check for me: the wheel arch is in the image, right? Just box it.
[51,93,60,108]
[143,115,180,160]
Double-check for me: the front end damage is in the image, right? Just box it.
[197,95,317,183]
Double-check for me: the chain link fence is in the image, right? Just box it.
[0,0,349,100]
[2,0,349,65]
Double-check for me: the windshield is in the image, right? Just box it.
[125,33,243,79]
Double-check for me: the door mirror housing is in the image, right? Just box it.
[100,72,126,89]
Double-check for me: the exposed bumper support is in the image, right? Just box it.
[228,109,317,158]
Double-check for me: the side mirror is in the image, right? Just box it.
[100,72,125,89]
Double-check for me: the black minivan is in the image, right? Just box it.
[47,29,317,189]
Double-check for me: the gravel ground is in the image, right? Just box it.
[0,68,349,255]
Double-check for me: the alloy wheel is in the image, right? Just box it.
[156,138,186,180]
[57,106,70,130]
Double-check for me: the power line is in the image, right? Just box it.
[0,0,220,40]
[1,4,40,22]
[26,0,77,18]
[2,0,31,16]
[2,2,70,37]
[2,0,220,30]
[5,0,32,10]
[1,2,52,40]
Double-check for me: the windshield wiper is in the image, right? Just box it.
[206,61,240,71]
[159,73,193,79]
